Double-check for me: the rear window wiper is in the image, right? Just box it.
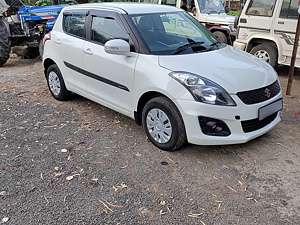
[171,41,204,55]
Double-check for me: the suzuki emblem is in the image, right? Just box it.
[264,88,271,98]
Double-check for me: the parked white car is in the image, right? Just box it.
[43,3,282,151]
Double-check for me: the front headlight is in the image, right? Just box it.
[170,72,236,106]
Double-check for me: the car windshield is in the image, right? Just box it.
[198,0,225,14]
[129,11,220,55]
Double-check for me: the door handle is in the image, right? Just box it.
[278,21,284,24]
[83,48,93,55]
[240,18,247,23]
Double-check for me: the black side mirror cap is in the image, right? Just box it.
[225,6,230,13]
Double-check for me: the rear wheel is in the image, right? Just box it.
[0,18,11,67]
[250,44,278,68]
[142,97,187,151]
[213,31,228,44]
[46,64,71,101]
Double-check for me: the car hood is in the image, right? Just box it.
[202,13,234,24]
[158,46,278,94]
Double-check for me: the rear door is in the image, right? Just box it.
[82,10,137,115]
[53,9,88,92]
[274,0,300,60]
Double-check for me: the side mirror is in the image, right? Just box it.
[192,7,196,16]
[234,14,240,28]
[225,6,230,13]
[104,39,133,56]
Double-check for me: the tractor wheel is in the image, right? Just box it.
[0,18,11,67]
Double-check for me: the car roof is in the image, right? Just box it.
[63,2,183,15]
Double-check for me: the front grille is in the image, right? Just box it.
[241,112,278,133]
[237,80,281,105]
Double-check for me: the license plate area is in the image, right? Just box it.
[258,98,283,121]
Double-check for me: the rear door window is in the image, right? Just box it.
[279,0,298,18]
[63,14,86,38]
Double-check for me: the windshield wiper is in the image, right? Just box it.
[211,41,220,47]
[205,41,221,51]
[171,41,204,55]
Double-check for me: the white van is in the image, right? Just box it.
[140,0,236,44]
[233,0,300,68]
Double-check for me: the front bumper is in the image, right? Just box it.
[175,93,282,145]
[233,41,246,51]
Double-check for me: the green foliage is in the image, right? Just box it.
[228,10,240,16]
[33,0,51,6]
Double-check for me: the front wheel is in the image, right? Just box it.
[142,97,187,151]
[250,44,278,68]
[46,64,71,101]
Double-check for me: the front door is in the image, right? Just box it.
[83,11,137,115]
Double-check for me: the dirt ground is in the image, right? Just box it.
[0,55,300,225]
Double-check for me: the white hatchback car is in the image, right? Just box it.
[43,3,282,151]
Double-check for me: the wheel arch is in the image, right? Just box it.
[134,91,175,126]
[209,27,230,35]
[246,37,287,65]
[43,58,56,76]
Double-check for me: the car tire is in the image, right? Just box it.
[0,18,11,67]
[250,44,278,68]
[46,64,71,101]
[213,31,228,44]
[142,97,187,151]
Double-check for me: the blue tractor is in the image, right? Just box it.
[0,0,69,66]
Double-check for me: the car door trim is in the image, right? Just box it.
[64,61,130,92]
